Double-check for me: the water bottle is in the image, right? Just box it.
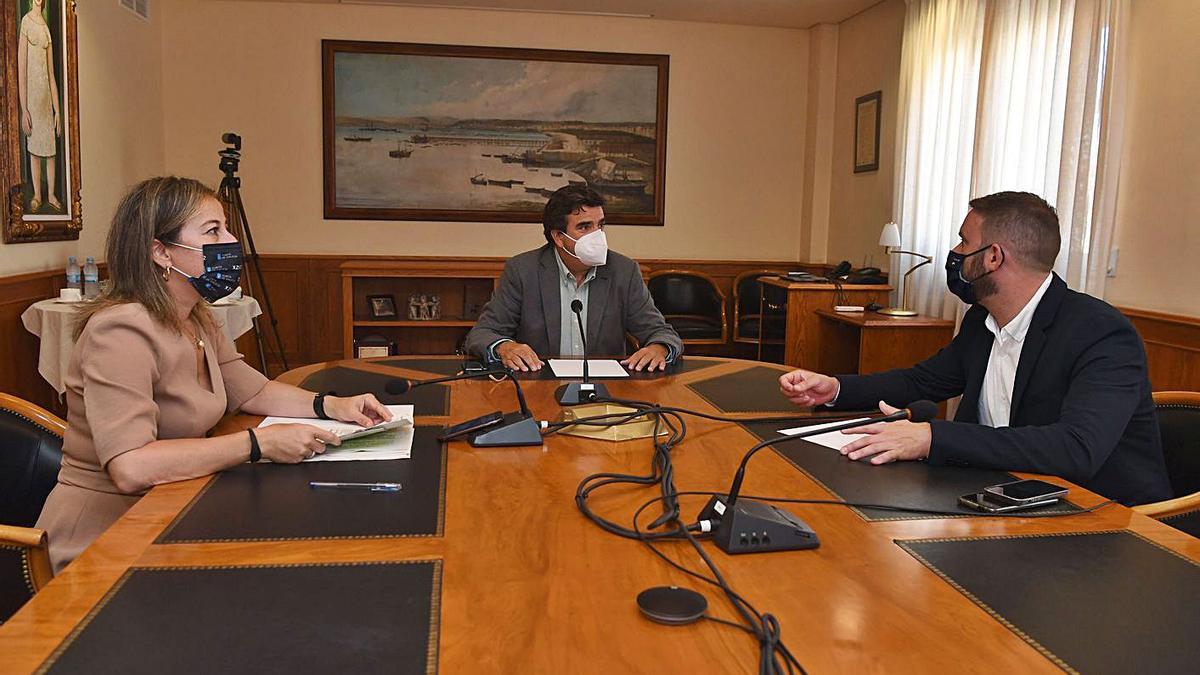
[66,256,81,290]
[83,257,100,299]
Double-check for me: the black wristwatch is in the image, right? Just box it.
[313,392,332,420]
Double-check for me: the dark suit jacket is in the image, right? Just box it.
[465,245,683,361]
[833,275,1171,505]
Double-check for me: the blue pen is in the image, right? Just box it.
[309,481,402,492]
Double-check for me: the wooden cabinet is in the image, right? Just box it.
[815,309,955,375]
[341,259,505,357]
[757,277,892,368]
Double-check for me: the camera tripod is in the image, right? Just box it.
[217,133,288,373]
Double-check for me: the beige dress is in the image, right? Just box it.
[20,16,55,158]
[35,303,268,572]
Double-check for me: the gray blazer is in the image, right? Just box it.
[465,245,683,361]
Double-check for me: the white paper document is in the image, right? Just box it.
[547,359,630,379]
[257,404,415,461]
[777,417,872,451]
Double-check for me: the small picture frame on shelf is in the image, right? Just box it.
[407,293,441,320]
[355,334,393,358]
[367,294,398,319]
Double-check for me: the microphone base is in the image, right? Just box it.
[698,495,820,555]
[555,381,610,406]
[468,412,543,447]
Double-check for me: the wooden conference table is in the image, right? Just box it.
[1,356,1198,674]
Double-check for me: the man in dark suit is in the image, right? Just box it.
[779,191,1170,505]
[465,185,682,372]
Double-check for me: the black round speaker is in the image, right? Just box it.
[636,586,708,626]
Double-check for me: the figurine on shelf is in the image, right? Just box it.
[408,293,422,321]
[429,295,441,320]
[418,294,431,320]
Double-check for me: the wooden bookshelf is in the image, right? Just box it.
[341,259,505,357]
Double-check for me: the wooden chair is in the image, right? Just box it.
[1134,391,1200,537]
[646,270,727,345]
[732,269,787,345]
[0,393,65,622]
[0,525,52,624]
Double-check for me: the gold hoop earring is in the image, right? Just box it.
[162,266,171,282]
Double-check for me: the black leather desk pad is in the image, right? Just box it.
[378,358,468,377]
[157,426,446,543]
[740,420,1081,521]
[898,531,1200,674]
[688,365,794,413]
[300,366,449,415]
[40,560,440,675]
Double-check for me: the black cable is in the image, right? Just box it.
[629,501,804,674]
[637,489,1120,520]
[544,399,865,433]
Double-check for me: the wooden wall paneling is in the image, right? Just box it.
[312,257,346,363]
[0,271,61,413]
[1122,307,1200,392]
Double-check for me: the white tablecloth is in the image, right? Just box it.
[21,296,262,395]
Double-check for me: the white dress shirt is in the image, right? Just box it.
[978,273,1053,427]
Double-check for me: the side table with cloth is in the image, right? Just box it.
[20,296,262,395]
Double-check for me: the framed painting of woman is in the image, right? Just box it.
[1,0,82,243]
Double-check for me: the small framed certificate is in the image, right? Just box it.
[854,90,882,173]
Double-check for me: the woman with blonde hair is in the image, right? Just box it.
[36,176,391,572]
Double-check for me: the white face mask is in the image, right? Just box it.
[561,229,609,267]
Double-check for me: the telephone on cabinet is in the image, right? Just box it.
[828,260,886,285]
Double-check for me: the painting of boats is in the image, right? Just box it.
[323,41,668,225]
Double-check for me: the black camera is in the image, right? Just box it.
[218,132,241,177]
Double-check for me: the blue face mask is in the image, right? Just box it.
[944,244,1002,305]
[168,241,243,303]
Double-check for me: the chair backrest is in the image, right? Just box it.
[733,270,787,319]
[0,394,66,528]
[647,270,724,317]
[1154,391,1200,498]
[0,525,52,624]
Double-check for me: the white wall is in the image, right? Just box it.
[1104,0,1200,316]
[158,0,811,262]
[0,0,165,276]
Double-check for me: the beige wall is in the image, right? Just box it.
[0,1,165,276]
[158,0,810,262]
[1104,0,1200,317]
[825,0,905,272]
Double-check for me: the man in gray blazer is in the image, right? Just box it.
[465,185,682,371]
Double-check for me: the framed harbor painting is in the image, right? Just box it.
[1,0,83,243]
[322,40,668,225]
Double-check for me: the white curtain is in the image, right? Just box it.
[892,0,988,319]
[894,0,1127,317]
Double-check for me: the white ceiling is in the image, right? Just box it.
[216,0,885,29]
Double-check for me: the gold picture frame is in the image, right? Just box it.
[1,0,83,243]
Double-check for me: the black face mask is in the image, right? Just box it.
[169,241,243,303]
[945,244,1001,305]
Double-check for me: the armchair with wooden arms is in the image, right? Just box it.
[0,393,66,622]
[1134,391,1200,537]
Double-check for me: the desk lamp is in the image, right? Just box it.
[877,221,931,317]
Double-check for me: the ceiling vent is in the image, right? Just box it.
[119,0,150,21]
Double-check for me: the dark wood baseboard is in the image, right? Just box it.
[1120,307,1200,392]
[0,256,826,410]
[6,259,1196,416]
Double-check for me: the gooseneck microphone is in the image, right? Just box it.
[556,298,611,405]
[386,368,542,447]
[700,400,938,555]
